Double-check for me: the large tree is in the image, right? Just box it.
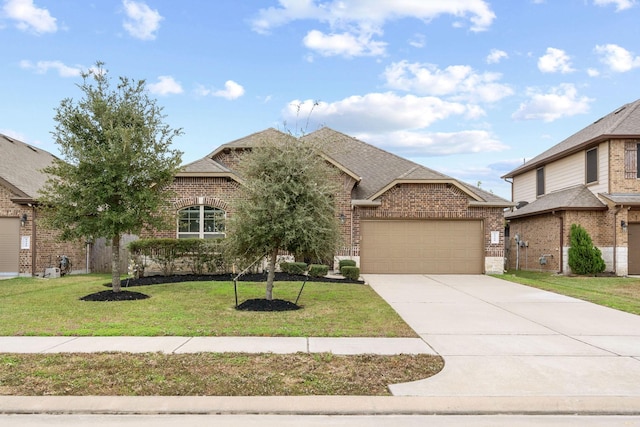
[39,63,183,292]
[228,132,342,300]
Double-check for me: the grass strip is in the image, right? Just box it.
[0,353,443,396]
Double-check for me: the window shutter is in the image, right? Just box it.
[625,141,637,179]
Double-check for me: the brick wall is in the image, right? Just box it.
[0,184,85,276]
[609,138,640,192]
[506,213,562,272]
[354,183,505,261]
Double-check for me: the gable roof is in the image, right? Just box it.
[0,133,57,202]
[503,99,640,178]
[185,126,512,207]
[504,185,606,219]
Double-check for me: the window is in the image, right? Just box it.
[177,206,225,239]
[536,167,545,197]
[586,147,598,184]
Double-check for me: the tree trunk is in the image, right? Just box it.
[265,248,278,301]
[111,235,122,293]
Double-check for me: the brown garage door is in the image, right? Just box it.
[360,220,483,274]
[628,223,640,275]
[0,217,20,275]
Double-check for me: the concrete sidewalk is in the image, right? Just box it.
[0,336,434,355]
[365,274,640,400]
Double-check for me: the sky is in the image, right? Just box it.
[2,0,640,200]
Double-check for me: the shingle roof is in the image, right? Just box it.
[599,193,640,206]
[503,98,640,178]
[0,133,57,200]
[301,127,450,199]
[187,126,512,206]
[178,157,232,174]
[504,185,606,219]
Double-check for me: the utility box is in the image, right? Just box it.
[44,267,61,278]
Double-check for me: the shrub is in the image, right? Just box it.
[280,261,307,275]
[568,224,605,275]
[341,266,360,281]
[339,259,356,269]
[308,264,329,277]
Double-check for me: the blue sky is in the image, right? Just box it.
[2,0,640,199]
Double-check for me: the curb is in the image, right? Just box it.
[2,396,640,416]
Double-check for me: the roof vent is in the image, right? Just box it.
[516,201,529,209]
[614,106,626,115]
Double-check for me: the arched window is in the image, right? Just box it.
[177,206,225,239]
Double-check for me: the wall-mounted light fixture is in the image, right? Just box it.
[20,213,27,227]
[339,213,346,224]
[621,220,627,230]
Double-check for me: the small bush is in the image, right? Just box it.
[568,223,605,275]
[341,266,360,281]
[280,262,307,275]
[339,259,357,270]
[308,264,329,277]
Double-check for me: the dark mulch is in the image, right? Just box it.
[235,298,301,312]
[114,272,364,288]
[80,290,150,302]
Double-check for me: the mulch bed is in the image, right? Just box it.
[83,272,362,308]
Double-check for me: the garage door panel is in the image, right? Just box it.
[360,220,483,274]
[0,218,20,275]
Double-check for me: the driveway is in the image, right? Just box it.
[364,274,640,397]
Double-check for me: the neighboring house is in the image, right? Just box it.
[156,127,512,274]
[0,134,86,277]
[502,99,640,276]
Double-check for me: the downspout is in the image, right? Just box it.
[551,211,563,274]
[30,204,36,277]
[613,206,622,275]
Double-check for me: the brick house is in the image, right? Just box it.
[159,127,512,274]
[0,134,86,277]
[502,99,640,275]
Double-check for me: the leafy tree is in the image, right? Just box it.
[568,223,605,275]
[39,62,183,292]
[228,132,342,300]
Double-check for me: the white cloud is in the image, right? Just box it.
[3,0,57,34]
[303,29,386,57]
[197,80,245,100]
[538,47,575,73]
[587,68,600,77]
[511,84,593,122]
[408,33,426,48]
[593,0,635,11]
[486,49,508,64]
[595,43,640,72]
[356,129,508,157]
[253,0,495,33]
[252,0,495,57]
[122,0,163,40]
[383,61,513,103]
[284,94,476,134]
[19,59,81,77]
[147,75,183,96]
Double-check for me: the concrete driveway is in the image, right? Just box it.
[364,274,640,398]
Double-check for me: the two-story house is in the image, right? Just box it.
[156,127,512,274]
[502,99,640,276]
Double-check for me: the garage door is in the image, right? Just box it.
[0,217,19,276]
[360,220,483,274]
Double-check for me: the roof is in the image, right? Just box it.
[504,185,606,219]
[0,133,57,201]
[503,99,640,178]
[599,193,640,206]
[186,126,512,207]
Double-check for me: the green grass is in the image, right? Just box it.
[0,352,443,396]
[494,270,640,315]
[0,274,416,337]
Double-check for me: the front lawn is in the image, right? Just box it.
[494,270,640,315]
[0,274,416,337]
